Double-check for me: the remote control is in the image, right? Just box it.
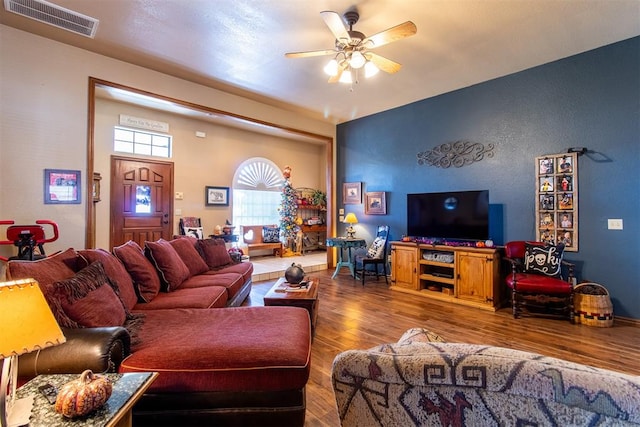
[38,383,58,404]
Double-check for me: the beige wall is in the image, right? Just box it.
[95,98,326,248]
[0,25,334,262]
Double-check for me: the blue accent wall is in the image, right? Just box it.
[337,37,639,319]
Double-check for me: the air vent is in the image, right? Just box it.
[4,0,99,38]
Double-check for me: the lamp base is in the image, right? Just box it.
[6,396,34,427]
[346,227,356,239]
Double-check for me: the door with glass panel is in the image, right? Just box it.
[110,156,174,248]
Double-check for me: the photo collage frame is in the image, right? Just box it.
[535,152,578,251]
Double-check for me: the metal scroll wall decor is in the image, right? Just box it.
[417,141,494,168]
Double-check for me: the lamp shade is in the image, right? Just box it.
[0,279,66,358]
[343,213,358,224]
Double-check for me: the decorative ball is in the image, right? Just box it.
[485,240,494,248]
[285,263,305,284]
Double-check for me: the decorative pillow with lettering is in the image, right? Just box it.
[262,226,280,243]
[524,243,564,277]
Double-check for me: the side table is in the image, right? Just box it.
[264,277,319,334]
[16,372,157,427]
[326,237,366,278]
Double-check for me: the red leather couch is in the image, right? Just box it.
[8,237,312,426]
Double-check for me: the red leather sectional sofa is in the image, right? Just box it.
[8,237,312,426]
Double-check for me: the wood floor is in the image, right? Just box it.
[245,269,640,427]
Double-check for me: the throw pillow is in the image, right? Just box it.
[145,239,191,291]
[6,248,82,300]
[196,238,232,269]
[262,226,280,243]
[184,226,204,239]
[113,240,161,303]
[169,237,210,276]
[524,242,564,277]
[77,248,138,311]
[51,261,127,328]
[367,237,386,259]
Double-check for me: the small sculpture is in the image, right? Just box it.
[285,263,305,284]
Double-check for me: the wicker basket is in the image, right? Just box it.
[573,282,614,327]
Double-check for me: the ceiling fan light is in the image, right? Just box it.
[339,70,353,84]
[350,51,366,69]
[364,61,379,78]
[324,59,339,76]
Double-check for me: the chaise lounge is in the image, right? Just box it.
[8,236,312,426]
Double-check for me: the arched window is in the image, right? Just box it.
[232,157,283,227]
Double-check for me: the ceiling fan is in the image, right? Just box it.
[285,10,417,84]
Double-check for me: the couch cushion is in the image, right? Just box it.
[181,272,245,300]
[196,238,232,268]
[132,285,228,310]
[169,237,209,276]
[6,248,81,300]
[145,239,191,291]
[120,306,311,393]
[77,248,138,311]
[210,262,254,283]
[51,261,127,328]
[113,240,161,303]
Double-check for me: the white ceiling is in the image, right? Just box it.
[2,0,639,124]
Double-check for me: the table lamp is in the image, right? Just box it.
[343,213,358,239]
[0,279,66,427]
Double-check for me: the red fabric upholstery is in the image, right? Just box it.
[145,239,191,291]
[120,306,311,393]
[169,237,209,276]
[196,238,232,268]
[210,262,254,283]
[7,248,81,299]
[53,262,127,327]
[505,240,545,259]
[78,248,138,311]
[113,241,161,303]
[506,273,572,294]
[181,273,244,300]
[132,285,228,310]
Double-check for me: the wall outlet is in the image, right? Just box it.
[339,215,344,222]
[607,219,623,230]
[175,208,182,216]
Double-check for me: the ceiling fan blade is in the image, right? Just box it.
[362,21,417,48]
[285,49,336,58]
[320,11,351,44]
[368,53,402,74]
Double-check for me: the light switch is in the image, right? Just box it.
[175,192,184,200]
[339,208,344,215]
[607,219,623,230]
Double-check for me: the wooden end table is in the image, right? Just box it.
[16,372,157,427]
[264,277,319,333]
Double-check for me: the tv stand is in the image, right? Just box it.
[390,241,502,311]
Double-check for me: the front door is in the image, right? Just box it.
[110,156,174,248]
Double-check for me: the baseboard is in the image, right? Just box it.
[614,316,640,327]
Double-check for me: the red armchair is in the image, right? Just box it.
[504,241,575,322]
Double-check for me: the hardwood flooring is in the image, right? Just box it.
[245,269,640,427]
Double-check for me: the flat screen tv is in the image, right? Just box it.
[407,190,489,241]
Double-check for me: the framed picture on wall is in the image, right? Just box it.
[343,182,362,204]
[205,186,229,206]
[44,169,81,204]
[365,191,386,215]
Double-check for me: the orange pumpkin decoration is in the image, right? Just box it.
[54,370,113,418]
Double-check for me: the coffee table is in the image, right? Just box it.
[264,277,319,333]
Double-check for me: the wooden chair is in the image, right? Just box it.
[504,241,575,322]
[179,217,203,238]
[354,225,390,286]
